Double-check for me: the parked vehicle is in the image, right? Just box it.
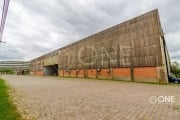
[168,75,180,84]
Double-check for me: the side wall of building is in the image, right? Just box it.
[30,9,169,83]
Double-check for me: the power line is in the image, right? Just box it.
[0,0,10,43]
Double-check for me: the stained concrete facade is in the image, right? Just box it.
[31,9,170,83]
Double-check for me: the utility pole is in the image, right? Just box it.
[0,0,10,44]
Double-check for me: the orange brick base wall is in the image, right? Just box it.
[134,67,157,78]
[32,67,167,83]
[134,67,158,83]
[88,69,97,78]
[113,68,131,80]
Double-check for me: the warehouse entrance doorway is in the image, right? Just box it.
[43,64,58,76]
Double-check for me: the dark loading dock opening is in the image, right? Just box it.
[43,64,58,76]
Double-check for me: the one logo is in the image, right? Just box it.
[149,96,175,104]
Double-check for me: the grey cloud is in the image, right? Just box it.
[0,0,180,62]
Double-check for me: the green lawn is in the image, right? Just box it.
[0,78,23,120]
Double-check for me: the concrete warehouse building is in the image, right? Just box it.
[31,9,170,83]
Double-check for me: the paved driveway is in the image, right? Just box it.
[2,75,180,120]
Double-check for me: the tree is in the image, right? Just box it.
[0,68,14,74]
[170,61,180,77]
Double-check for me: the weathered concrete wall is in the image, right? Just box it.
[31,9,170,83]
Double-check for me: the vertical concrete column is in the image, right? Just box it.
[159,36,168,83]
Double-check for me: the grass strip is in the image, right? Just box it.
[0,78,23,120]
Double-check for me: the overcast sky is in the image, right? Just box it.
[0,0,179,62]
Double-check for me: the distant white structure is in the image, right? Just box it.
[0,61,30,73]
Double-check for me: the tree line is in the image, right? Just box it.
[171,61,180,78]
[0,68,14,74]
